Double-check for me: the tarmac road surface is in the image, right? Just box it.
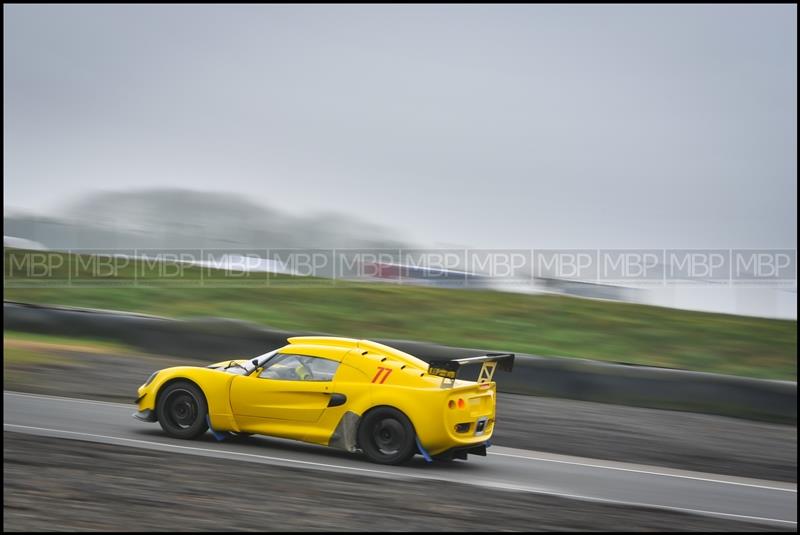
[3,391,796,527]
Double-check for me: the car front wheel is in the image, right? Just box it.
[157,381,209,439]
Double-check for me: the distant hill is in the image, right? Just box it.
[4,188,411,251]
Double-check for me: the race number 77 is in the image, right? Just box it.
[371,366,392,384]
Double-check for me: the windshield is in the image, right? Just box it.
[242,349,279,374]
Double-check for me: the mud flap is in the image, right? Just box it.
[415,436,432,463]
[206,415,228,441]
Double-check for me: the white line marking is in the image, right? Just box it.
[488,451,797,493]
[4,391,133,409]
[4,423,796,527]
[3,423,403,477]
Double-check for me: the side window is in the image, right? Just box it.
[258,354,340,382]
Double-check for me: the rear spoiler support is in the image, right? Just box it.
[427,353,515,387]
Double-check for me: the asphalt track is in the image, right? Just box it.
[3,391,796,527]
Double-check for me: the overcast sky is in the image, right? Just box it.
[4,4,797,248]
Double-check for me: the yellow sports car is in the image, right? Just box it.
[133,336,514,464]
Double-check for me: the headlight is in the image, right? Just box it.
[143,371,159,387]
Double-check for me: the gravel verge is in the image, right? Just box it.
[3,433,787,532]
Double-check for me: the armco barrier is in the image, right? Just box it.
[4,301,796,424]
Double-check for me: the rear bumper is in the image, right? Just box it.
[433,441,489,461]
[132,408,157,422]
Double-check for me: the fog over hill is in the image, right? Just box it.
[4,188,412,251]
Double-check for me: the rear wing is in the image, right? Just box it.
[428,353,515,387]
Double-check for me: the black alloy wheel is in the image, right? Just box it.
[357,407,416,465]
[156,381,209,439]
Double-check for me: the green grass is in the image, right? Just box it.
[2,337,83,386]
[3,330,137,355]
[4,248,797,380]
[3,347,63,366]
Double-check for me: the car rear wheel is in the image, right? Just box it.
[157,381,209,439]
[357,407,416,465]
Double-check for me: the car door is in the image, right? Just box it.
[229,353,341,423]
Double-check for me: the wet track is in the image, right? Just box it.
[3,391,796,527]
